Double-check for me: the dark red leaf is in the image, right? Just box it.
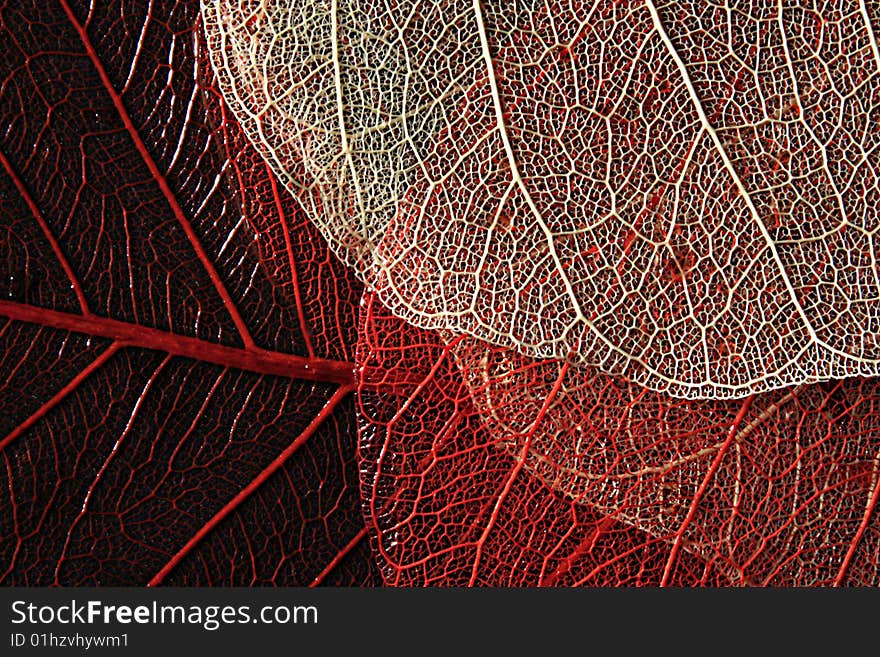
[0,0,377,586]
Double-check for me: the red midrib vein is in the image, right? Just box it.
[0,300,354,385]
[58,0,257,349]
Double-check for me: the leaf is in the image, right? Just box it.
[7,0,877,590]
[204,0,880,584]
[204,0,880,398]
[357,291,880,585]
[0,0,377,586]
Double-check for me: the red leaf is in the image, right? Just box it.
[0,0,376,586]
[358,292,880,586]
